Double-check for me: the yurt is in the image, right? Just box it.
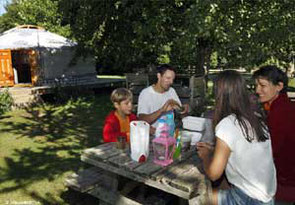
[0,25,96,87]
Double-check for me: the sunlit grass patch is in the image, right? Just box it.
[0,93,112,204]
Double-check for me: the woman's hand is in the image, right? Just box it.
[196,142,214,161]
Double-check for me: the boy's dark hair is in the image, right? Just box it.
[253,65,288,93]
[156,64,176,75]
[110,88,132,104]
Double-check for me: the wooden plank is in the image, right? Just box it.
[169,164,205,194]
[153,158,203,195]
[88,185,142,205]
[82,143,113,155]
[65,167,115,193]
[81,155,191,199]
[115,148,156,171]
[82,143,122,160]
[133,160,163,176]
[81,155,145,181]
[108,153,132,166]
[153,152,194,181]
[124,159,144,170]
[158,161,194,183]
[108,153,141,170]
[161,156,209,199]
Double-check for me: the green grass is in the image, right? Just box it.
[289,78,295,88]
[0,93,113,204]
[97,75,125,79]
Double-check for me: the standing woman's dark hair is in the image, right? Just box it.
[214,70,268,142]
[253,65,288,93]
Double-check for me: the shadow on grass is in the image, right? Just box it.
[0,88,115,204]
[60,189,100,205]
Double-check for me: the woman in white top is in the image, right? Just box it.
[197,70,276,205]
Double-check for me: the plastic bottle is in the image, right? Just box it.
[173,131,182,160]
[155,118,166,138]
[166,111,175,137]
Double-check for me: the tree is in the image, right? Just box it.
[59,0,215,74]
[0,0,70,37]
[1,0,294,74]
[213,0,295,70]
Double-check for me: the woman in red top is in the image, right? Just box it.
[253,65,295,204]
[103,88,137,143]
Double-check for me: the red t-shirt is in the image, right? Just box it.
[103,110,137,143]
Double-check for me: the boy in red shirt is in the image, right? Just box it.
[103,88,137,143]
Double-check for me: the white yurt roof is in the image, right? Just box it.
[0,25,76,49]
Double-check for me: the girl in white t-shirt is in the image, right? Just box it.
[197,70,276,205]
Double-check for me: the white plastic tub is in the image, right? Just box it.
[190,132,202,146]
[182,116,206,131]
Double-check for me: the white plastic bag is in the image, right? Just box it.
[130,121,150,162]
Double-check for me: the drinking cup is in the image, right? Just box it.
[116,136,126,149]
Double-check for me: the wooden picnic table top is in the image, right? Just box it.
[81,142,211,202]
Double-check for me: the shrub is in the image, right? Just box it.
[0,88,14,115]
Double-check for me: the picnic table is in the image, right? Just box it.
[66,142,212,204]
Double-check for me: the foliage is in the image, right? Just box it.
[58,0,294,75]
[0,0,294,74]
[289,78,295,88]
[0,88,13,115]
[212,1,295,70]
[0,0,71,37]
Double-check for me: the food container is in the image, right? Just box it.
[180,131,192,152]
[182,116,206,131]
[190,132,203,147]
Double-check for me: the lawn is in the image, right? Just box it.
[289,78,295,88]
[0,89,114,205]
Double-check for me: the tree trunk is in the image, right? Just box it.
[195,38,212,77]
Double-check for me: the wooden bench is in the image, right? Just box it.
[65,167,118,193]
[65,167,171,204]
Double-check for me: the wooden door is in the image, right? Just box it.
[0,49,14,86]
[28,50,38,85]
